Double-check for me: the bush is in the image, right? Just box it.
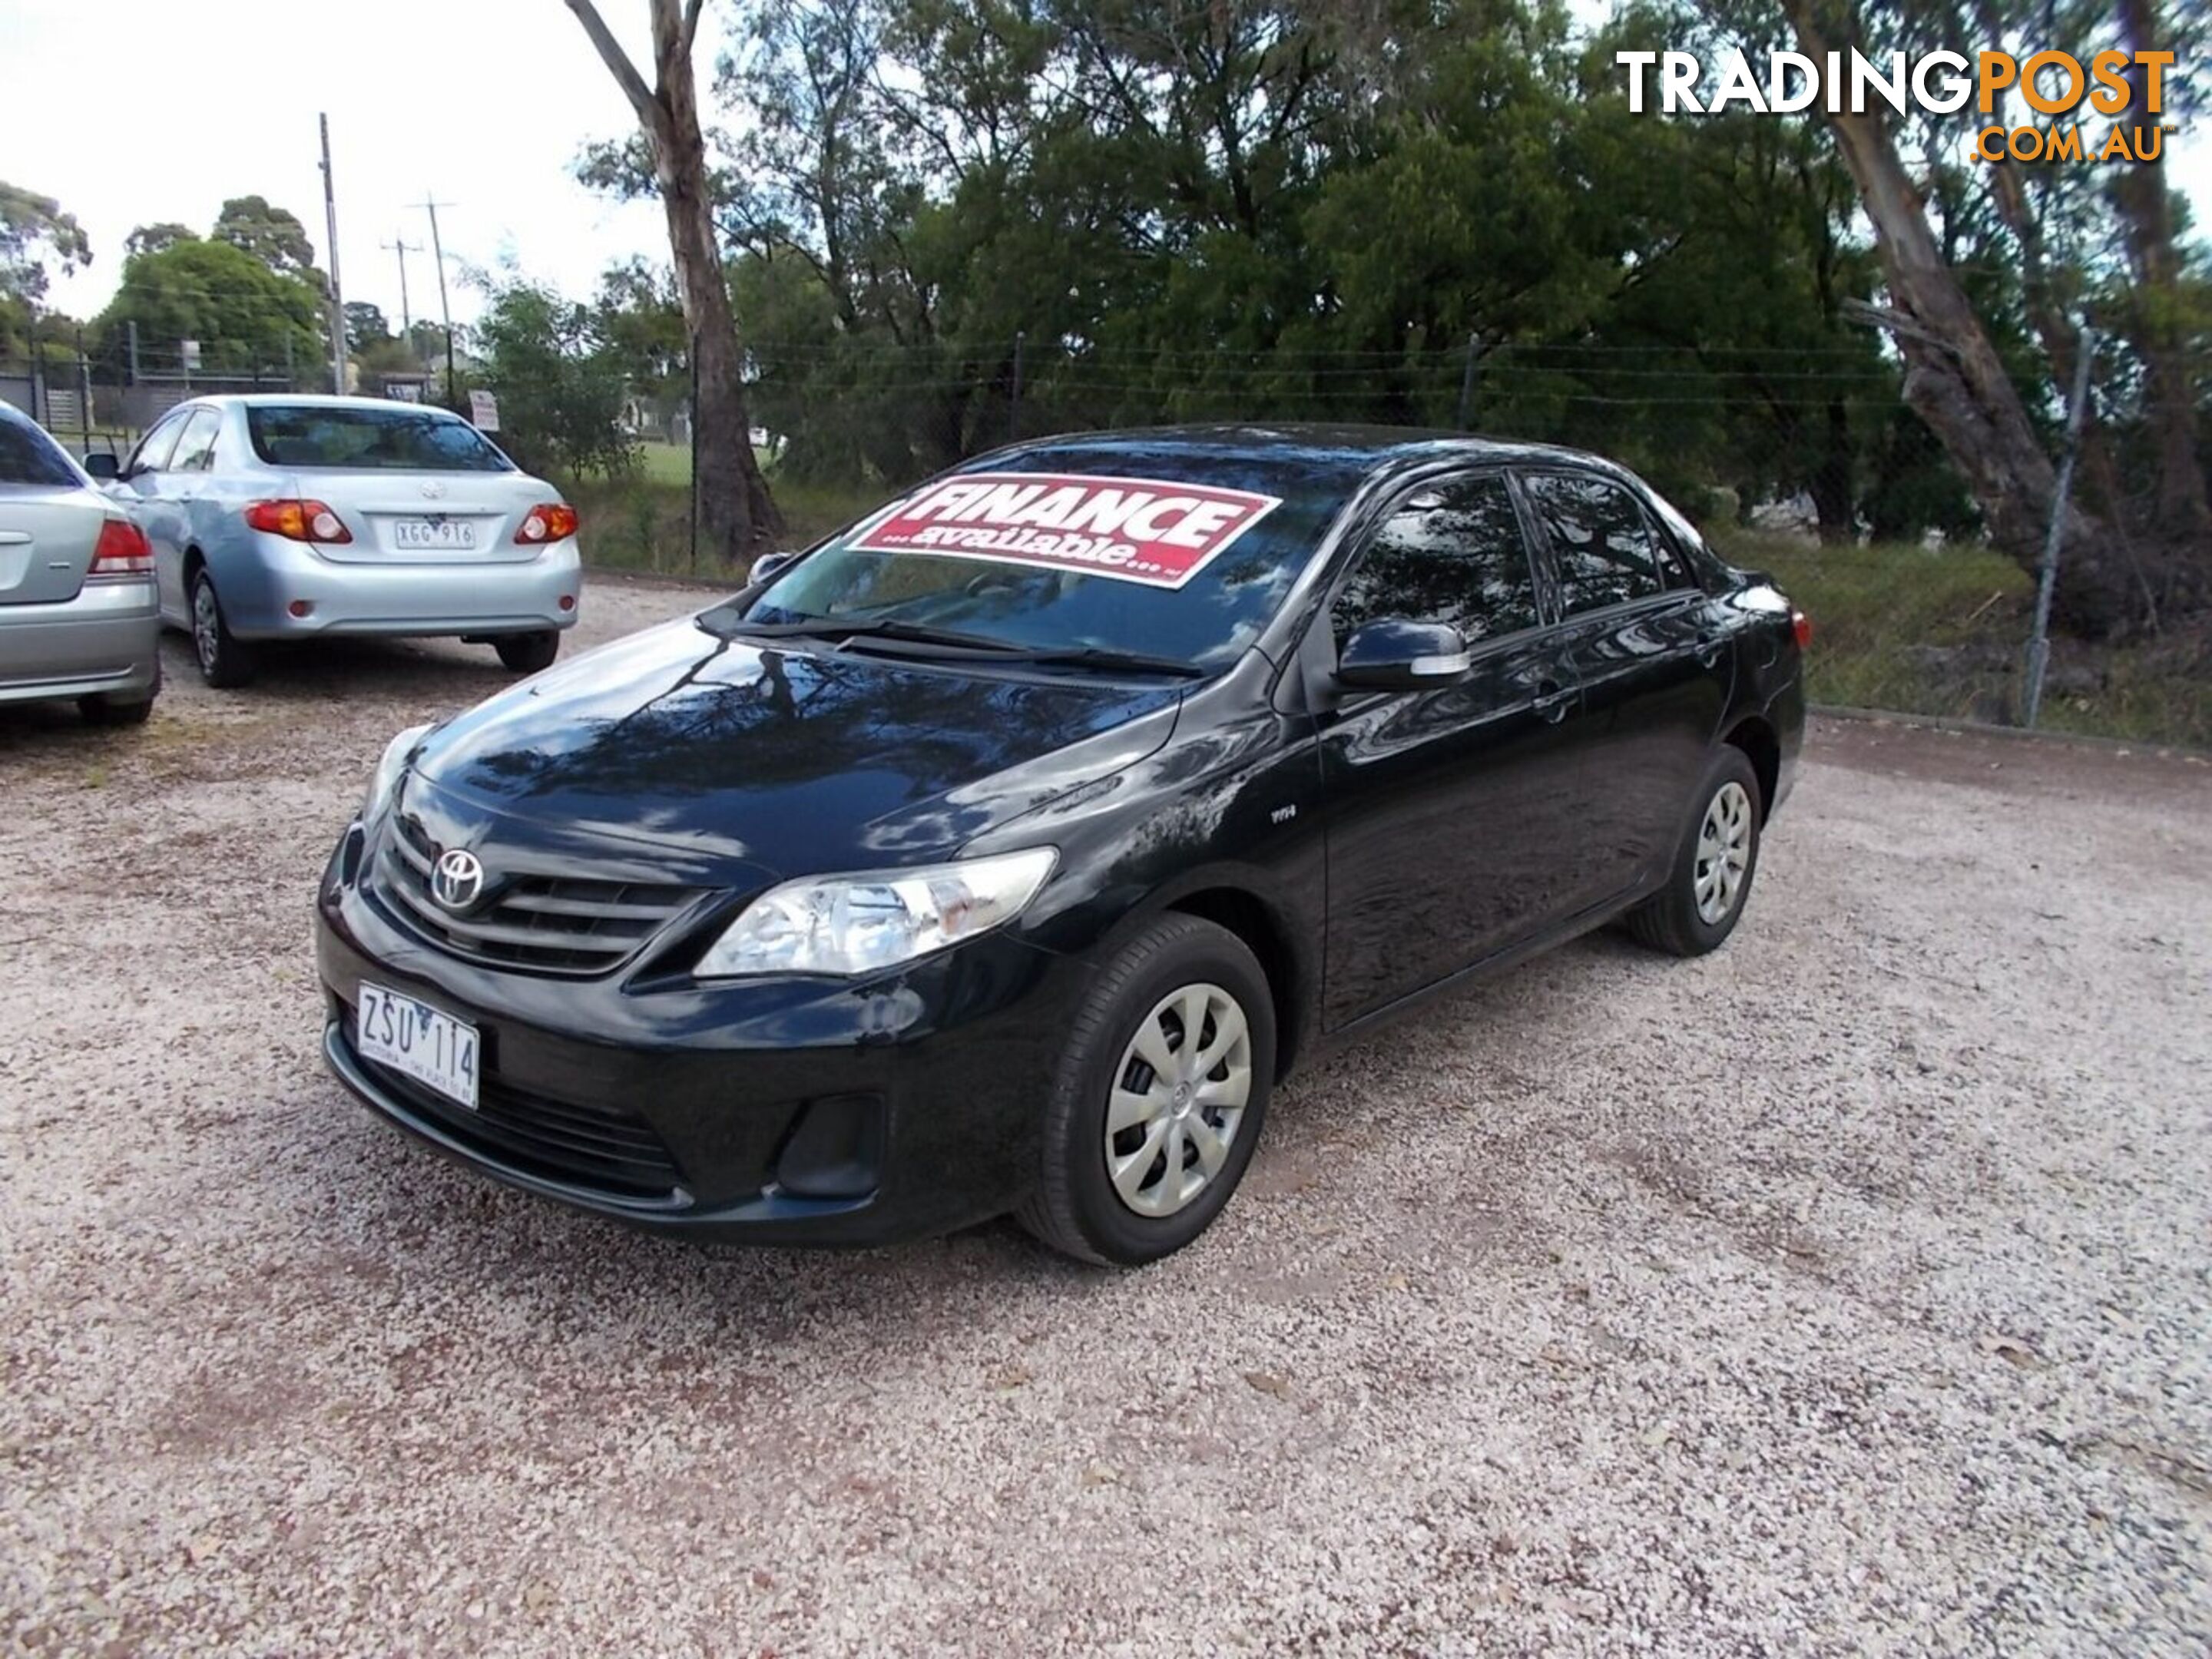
[473,277,637,480]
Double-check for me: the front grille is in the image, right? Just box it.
[344,1009,685,1200]
[376,813,706,975]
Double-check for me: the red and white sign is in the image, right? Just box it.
[850,472,1283,590]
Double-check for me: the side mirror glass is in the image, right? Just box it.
[82,450,121,482]
[1336,618,1472,692]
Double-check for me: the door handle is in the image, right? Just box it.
[1533,679,1572,722]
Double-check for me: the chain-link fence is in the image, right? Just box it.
[2,326,2199,750]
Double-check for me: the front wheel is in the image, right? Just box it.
[1625,746,1763,958]
[1018,915,1275,1267]
[495,631,561,674]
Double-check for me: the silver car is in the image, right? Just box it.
[87,395,582,687]
[0,402,162,725]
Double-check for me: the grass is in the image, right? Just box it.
[1722,532,2210,750]
[565,444,878,578]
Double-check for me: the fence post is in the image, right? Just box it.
[1455,331,1482,429]
[1009,330,1025,443]
[688,347,699,574]
[75,327,90,450]
[126,320,140,386]
[2021,327,2098,730]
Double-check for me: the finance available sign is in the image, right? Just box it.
[852,472,1283,590]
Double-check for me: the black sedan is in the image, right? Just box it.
[316,426,1806,1265]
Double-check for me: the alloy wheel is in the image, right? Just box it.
[1694,780,1753,925]
[1103,982,1253,1219]
[192,580,221,677]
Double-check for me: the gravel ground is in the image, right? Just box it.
[2,578,2208,1657]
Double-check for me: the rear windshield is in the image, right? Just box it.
[245,405,512,472]
[0,412,84,487]
[729,440,1369,668]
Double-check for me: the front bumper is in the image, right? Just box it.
[222,538,582,639]
[314,825,1089,1246]
[0,579,161,705]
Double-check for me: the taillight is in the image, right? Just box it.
[245,498,353,545]
[515,503,579,545]
[87,518,154,578]
[1790,607,1813,651]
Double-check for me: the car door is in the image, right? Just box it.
[1315,469,1596,1029]
[1517,469,1733,904]
[118,408,197,619]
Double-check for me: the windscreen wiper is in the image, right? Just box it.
[730,615,1204,678]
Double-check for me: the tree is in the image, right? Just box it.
[125,222,194,260]
[93,237,323,375]
[562,0,781,563]
[214,195,322,284]
[2,181,91,305]
[474,276,639,478]
[345,300,394,346]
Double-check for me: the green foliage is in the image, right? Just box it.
[124,223,193,259]
[344,301,392,346]
[472,276,639,480]
[92,237,323,373]
[214,195,321,286]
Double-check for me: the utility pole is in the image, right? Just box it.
[319,114,349,395]
[381,233,422,376]
[417,194,459,409]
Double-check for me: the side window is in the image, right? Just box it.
[1332,473,1541,649]
[1522,472,1671,615]
[127,410,189,476]
[167,409,223,473]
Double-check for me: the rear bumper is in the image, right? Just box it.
[0,579,161,705]
[220,538,581,638]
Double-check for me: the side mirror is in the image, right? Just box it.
[1336,618,1472,692]
[748,550,795,584]
[82,450,121,482]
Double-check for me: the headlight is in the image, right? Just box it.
[695,847,1058,979]
[363,723,431,821]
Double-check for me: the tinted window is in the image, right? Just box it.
[245,406,512,472]
[0,411,83,486]
[1332,472,1540,647]
[169,409,223,473]
[128,409,190,475]
[730,445,1366,670]
[1522,472,1671,614]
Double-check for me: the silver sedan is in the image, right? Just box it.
[0,402,161,725]
[88,395,583,687]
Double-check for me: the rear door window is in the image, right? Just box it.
[127,409,190,476]
[245,406,512,472]
[1521,472,1675,615]
[1332,472,1541,649]
[0,412,83,486]
[168,409,224,473]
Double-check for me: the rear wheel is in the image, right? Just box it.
[1625,746,1763,958]
[78,692,154,727]
[495,631,561,674]
[190,569,258,689]
[1018,915,1274,1266]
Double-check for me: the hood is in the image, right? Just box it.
[412,616,1182,876]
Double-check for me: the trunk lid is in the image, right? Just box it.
[280,469,557,565]
[0,483,108,604]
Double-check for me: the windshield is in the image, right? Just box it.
[246,405,513,472]
[727,441,1366,668]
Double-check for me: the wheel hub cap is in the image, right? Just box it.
[1103,982,1253,1219]
[1693,780,1753,926]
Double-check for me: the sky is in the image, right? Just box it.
[8,0,2208,335]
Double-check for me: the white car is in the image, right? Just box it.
[87,395,581,687]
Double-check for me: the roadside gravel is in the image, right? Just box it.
[2,578,2207,1655]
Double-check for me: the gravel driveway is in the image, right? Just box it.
[3,578,2207,1656]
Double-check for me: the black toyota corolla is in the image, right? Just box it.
[316,426,1806,1265]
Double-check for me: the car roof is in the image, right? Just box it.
[179,393,467,414]
[990,422,1639,483]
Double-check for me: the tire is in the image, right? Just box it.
[1018,914,1276,1267]
[495,631,561,674]
[1625,746,1763,958]
[189,569,259,689]
[78,692,154,727]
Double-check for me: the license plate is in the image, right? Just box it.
[391,518,474,551]
[356,983,480,1109]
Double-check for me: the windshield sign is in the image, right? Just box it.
[853,472,1283,589]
